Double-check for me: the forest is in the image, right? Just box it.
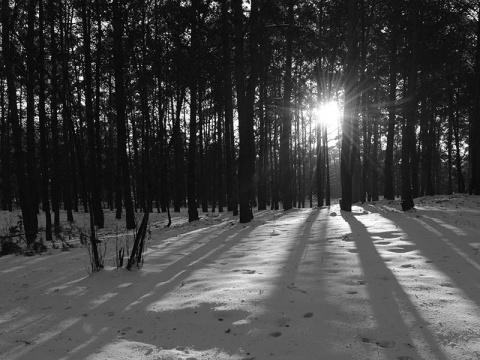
[1,0,479,254]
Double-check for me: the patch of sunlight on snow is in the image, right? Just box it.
[0,313,53,334]
[116,282,133,289]
[124,291,155,312]
[58,327,109,360]
[86,340,245,360]
[65,286,88,297]
[45,275,89,295]
[0,306,28,324]
[89,292,118,309]
[0,265,26,274]
[4,317,82,360]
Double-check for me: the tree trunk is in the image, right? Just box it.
[384,0,399,201]
[0,78,12,211]
[280,0,294,210]
[453,89,466,193]
[221,0,238,214]
[49,0,61,233]
[340,0,359,212]
[38,0,53,241]
[401,0,418,211]
[2,0,38,244]
[233,0,259,223]
[188,1,199,222]
[26,0,39,224]
[113,0,136,229]
[82,0,104,229]
[470,1,480,195]
[60,2,74,222]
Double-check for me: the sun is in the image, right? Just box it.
[314,101,342,129]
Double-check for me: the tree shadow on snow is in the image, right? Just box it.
[341,211,450,360]
[0,215,266,360]
[364,204,480,310]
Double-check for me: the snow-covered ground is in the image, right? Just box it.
[1,195,480,360]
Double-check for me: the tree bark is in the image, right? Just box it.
[188,1,199,222]
[471,1,480,195]
[340,0,359,212]
[221,0,238,214]
[401,0,418,211]
[38,0,53,241]
[113,0,136,229]
[384,0,399,201]
[280,0,294,210]
[82,0,104,228]
[233,0,259,223]
[2,0,38,244]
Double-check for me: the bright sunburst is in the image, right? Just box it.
[314,101,342,129]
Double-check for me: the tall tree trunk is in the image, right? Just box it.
[26,0,39,226]
[257,47,268,211]
[233,0,259,223]
[324,124,331,205]
[26,0,39,219]
[140,8,152,212]
[384,0,399,200]
[401,0,418,211]
[340,0,359,212]
[49,0,61,233]
[453,89,466,193]
[188,1,199,222]
[2,0,37,244]
[217,108,224,212]
[93,0,103,215]
[82,0,104,228]
[113,0,135,229]
[60,2,74,222]
[280,0,294,210]
[0,78,12,211]
[39,0,53,241]
[316,125,324,206]
[221,0,238,214]
[471,1,480,195]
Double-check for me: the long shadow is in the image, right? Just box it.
[415,213,480,267]
[364,204,480,309]
[242,207,359,359]
[0,217,263,360]
[342,212,449,360]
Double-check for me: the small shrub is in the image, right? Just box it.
[0,240,23,256]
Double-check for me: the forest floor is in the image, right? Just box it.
[1,195,480,360]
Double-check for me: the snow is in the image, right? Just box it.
[1,195,480,360]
